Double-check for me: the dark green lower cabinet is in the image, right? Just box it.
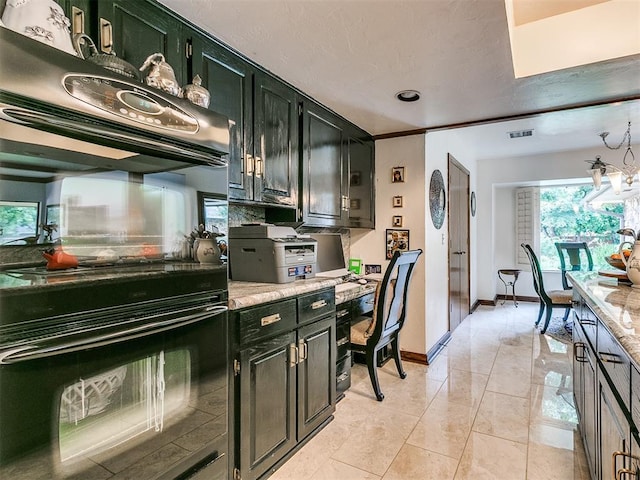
[235,294,336,480]
[239,331,297,480]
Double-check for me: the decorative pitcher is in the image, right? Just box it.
[620,241,640,287]
[194,238,221,264]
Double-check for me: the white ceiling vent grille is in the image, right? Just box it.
[508,129,534,139]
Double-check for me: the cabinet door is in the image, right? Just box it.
[582,339,597,477]
[97,0,185,83]
[254,72,299,206]
[239,331,297,480]
[301,101,346,226]
[297,316,336,439]
[190,33,254,201]
[345,126,375,228]
[55,0,94,38]
[600,375,630,480]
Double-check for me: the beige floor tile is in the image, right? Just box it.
[454,431,528,480]
[472,391,530,444]
[527,440,583,480]
[330,428,407,476]
[309,459,380,480]
[486,367,532,398]
[529,383,577,431]
[433,368,489,410]
[382,444,458,480]
[406,397,477,460]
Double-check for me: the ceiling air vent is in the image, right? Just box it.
[508,129,533,139]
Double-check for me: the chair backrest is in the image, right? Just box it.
[554,241,593,289]
[521,243,551,303]
[368,249,422,346]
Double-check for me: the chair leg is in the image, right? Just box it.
[391,337,407,380]
[535,302,545,327]
[541,304,553,334]
[366,348,384,401]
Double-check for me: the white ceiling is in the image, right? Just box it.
[159,0,640,159]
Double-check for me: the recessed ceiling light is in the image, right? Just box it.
[396,90,421,102]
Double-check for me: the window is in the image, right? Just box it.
[0,200,40,245]
[517,185,623,270]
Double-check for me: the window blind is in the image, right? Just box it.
[515,187,540,267]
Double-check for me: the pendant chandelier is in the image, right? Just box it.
[587,122,635,194]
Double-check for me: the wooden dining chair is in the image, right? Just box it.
[350,249,422,401]
[554,241,593,290]
[521,243,573,334]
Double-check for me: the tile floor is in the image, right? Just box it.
[269,302,591,480]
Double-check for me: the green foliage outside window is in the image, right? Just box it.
[539,186,623,270]
[0,201,40,244]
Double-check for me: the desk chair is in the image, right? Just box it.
[554,241,593,290]
[521,243,573,334]
[350,249,422,401]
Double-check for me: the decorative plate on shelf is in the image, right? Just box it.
[429,169,446,229]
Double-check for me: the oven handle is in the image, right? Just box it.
[0,305,227,365]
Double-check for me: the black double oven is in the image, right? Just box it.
[0,28,231,480]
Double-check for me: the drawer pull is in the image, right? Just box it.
[337,372,349,382]
[573,342,587,363]
[311,300,327,310]
[337,337,349,347]
[580,318,597,326]
[260,313,281,326]
[599,351,624,364]
[337,309,350,318]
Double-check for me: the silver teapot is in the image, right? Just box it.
[183,75,210,108]
[140,53,182,97]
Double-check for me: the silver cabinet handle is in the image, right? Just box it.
[100,18,113,53]
[260,313,281,326]
[71,6,85,35]
[298,339,307,362]
[311,299,327,310]
[613,451,640,480]
[255,156,263,177]
[337,372,349,382]
[289,343,299,367]
[337,337,349,347]
[246,154,254,175]
[599,351,624,364]
[573,342,587,363]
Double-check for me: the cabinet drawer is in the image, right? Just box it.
[353,292,375,316]
[238,299,297,345]
[336,320,350,360]
[336,354,351,395]
[579,303,598,348]
[336,303,351,322]
[298,288,335,324]
[597,321,631,412]
[632,366,640,432]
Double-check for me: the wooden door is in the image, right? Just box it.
[448,155,470,332]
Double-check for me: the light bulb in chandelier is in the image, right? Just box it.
[588,122,637,192]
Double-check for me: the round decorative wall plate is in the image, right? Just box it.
[470,191,477,217]
[429,169,446,229]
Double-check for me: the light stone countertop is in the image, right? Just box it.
[567,271,640,368]
[228,278,377,310]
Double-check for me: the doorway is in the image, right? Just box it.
[448,154,470,333]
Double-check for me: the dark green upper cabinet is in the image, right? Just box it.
[190,32,254,201]
[300,101,345,226]
[345,125,375,229]
[97,0,186,83]
[300,100,375,228]
[253,71,298,206]
[55,0,95,39]
[190,32,298,207]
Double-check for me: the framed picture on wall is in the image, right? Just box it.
[392,166,405,183]
[392,195,403,207]
[392,215,403,227]
[386,229,410,259]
